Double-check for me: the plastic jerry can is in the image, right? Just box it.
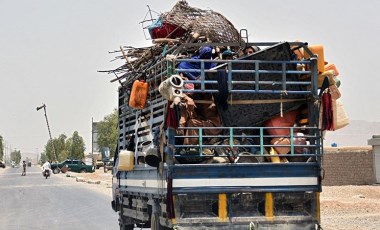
[317,70,335,88]
[118,150,134,171]
[269,147,281,163]
[324,63,340,77]
[304,44,325,73]
[129,80,149,109]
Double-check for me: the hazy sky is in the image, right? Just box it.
[1,0,379,156]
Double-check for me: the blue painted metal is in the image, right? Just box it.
[228,62,232,91]
[116,162,320,194]
[171,163,319,179]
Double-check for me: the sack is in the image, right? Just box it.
[329,84,341,100]
[129,80,149,109]
[332,99,349,130]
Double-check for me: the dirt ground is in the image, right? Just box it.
[64,170,380,230]
[320,185,380,230]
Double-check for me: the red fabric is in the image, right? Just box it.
[322,91,334,131]
[150,23,187,39]
[166,103,178,128]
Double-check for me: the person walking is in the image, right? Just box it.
[21,160,26,176]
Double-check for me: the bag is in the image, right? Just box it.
[329,84,341,100]
[148,19,186,39]
[129,80,149,109]
[332,99,349,130]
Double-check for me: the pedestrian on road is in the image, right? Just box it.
[21,160,26,176]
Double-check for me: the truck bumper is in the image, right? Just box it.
[173,221,318,230]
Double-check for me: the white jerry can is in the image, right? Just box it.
[118,150,134,171]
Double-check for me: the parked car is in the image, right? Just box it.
[51,159,94,174]
[0,161,5,168]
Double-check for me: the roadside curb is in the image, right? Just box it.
[87,179,101,184]
[76,176,86,182]
[65,173,107,185]
[100,180,112,188]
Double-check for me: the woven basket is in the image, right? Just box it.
[160,1,240,42]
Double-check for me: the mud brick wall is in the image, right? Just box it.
[322,147,376,186]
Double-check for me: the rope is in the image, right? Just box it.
[280,94,283,117]
[280,90,288,117]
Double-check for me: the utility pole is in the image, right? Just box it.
[91,117,94,166]
[36,104,58,162]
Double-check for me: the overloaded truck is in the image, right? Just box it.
[107,1,344,229]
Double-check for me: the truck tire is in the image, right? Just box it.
[79,169,87,173]
[136,222,150,228]
[118,212,134,230]
[53,168,60,174]
[119,222,134,230]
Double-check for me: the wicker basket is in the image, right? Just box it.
[160,1,240,43]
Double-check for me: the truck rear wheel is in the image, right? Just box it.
[79,169,86,173]
[53,168,60,174]
[136,222,150,228]
[119,222,134,230]
[118,213,134,230]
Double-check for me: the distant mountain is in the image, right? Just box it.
[324,120,380,147]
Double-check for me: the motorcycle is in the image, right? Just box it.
[43,168,51,179]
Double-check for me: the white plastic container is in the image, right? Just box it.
[118,150,135,171]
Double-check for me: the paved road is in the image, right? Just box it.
[0,165,119,230]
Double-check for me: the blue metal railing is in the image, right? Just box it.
[173,126,322,161]
[174,59,314,95]
[118,53,322,165]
